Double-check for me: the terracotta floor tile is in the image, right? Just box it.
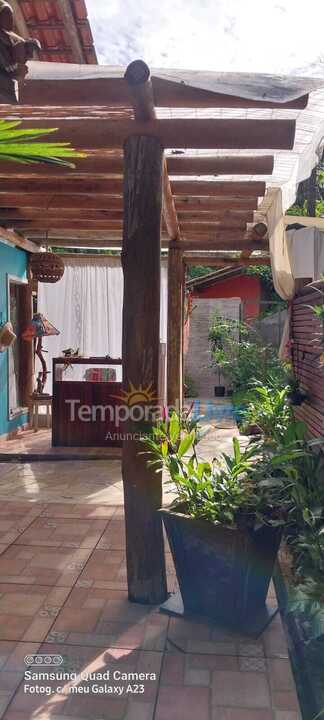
[212,670,271,708]
[213,710,273,720]
[272,691,300,711]
[97,519,126,550]
[0,512,40,547]
[76,548,127,588]
[41,503,116,520]
[0,502,44,518]
[0,545,92,587]
[15,517,108,549]
[0,584,69,642]
[267,658,297,692]
[274,712,301,720]
[155,685,210,720]
[6,642,162,719]
[47,587,169,651]
[0,546,8,557]
[263,616,289,659]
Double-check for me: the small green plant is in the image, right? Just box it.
[209,312,289,396]
[242,382,293,442]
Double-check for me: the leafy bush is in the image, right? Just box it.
[241,382,293,442]
[142,411,305,529]
[209,312,288,396]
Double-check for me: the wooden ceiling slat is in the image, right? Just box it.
[0,209,124,221]
[180,220,248,231]
[184,256,270,266]
[20,75,308,110]
[0,193,259,211]
[0,178,265,197]
[178,210,254,222]
[172,181,265,197]
[175,197,258,210]
[0,154,274,178]
[167,155,274,175]
[14,118,296,150]
[0,194,124,209]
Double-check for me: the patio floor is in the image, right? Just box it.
[0,427,301,720]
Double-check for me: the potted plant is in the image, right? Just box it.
[143,412,295,635]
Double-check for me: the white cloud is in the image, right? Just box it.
[86,0,324,76]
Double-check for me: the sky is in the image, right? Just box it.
[86,0,324,76]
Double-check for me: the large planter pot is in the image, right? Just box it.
[160,506,282,635]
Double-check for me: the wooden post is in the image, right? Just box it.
[167,246,184,408]
[122,133,168,604]
[20,263,34,408]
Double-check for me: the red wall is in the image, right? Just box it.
[192,275,262,320]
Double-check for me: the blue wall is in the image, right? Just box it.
[0,239,28,437]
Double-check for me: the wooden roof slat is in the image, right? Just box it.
[13,118,296,150]
[0,194,124,209]
[20,72,308,110]
[172,181,265,197]
[175,197,258,210]
[0,193,260,211]
[0,154,274,178]
[167,155,274,176]
[0,178,265,197]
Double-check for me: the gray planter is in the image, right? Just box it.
[160,505,282,636]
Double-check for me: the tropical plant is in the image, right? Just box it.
[142,411,306,529]
[241,382,293,442]
[209,312,289,395]
[0,119,85,167]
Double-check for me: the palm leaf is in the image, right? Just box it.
[0,121,86,168]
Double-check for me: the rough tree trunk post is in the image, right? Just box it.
[167,246,184,409]
[122,133,168,604]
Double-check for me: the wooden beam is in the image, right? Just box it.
[167,247,184,407]
[172,181,266,197]
[0,194,124,209]
[0,179,124,195]
[176,197,258,211]
[177,240,268,250]
[178,210,254,222]
[0,193,259,211]
[0,209,124,221]
[125,60,180,241]
[0,153,274,178]
[3,220,125,232]
[182,228,268,243]
[180,220,248,232]
[122,134,168,604]
[0,225,41,253]
[167,155,274,176]
[184,255,270,266]
[58,0,85,64]
[20,67,309,109]
[14,118,296,150]
[284,215,324,231]
[0,178,265,197]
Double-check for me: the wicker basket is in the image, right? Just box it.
[30,252,65,283]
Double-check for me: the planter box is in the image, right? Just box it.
[160,506,281,636]
[274,560,324,720]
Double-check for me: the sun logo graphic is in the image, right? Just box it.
[113,381,159,407]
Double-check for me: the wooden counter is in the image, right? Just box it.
[52,357,123,447]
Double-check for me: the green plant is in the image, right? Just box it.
[209,312,289,395]
[184,374,197,398]
[142,411,303,529]
[242,382,293,442]
[0,119,84,167]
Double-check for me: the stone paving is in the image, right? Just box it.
[0,429,302,720]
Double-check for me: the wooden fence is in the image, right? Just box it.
[292,281,324,438]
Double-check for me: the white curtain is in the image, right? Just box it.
[38,256,168,393]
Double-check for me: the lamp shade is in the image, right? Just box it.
[22,313,60,341]
[30,253,65,284]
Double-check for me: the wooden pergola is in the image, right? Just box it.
[0,58,307,604]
